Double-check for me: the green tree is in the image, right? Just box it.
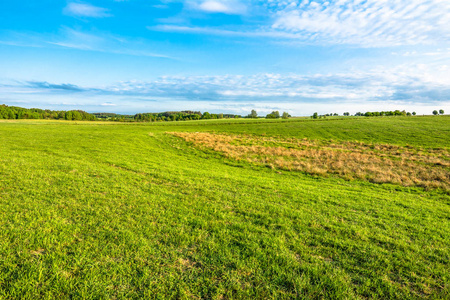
[248,110,258,118]
[65,111,73,120]
[412,112,416,116]
[439,109,444,115]
[312,112,318,119]
[282,112,290,119]
[433,110,438,115]
[72,111,82,120]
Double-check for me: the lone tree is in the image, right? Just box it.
[412,112,416,116]
[312,112,318,119]
[248,110,258,118]
[439,109,444,115]
[282,112,290,119]
[433,110,438,115]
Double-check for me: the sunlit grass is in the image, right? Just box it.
[0,116,449,299]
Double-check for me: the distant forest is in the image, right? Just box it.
[0,105,238,122]
[95,111,239,122]
[0,104,96,120]
[134,111,238,122]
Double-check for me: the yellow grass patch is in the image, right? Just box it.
[170,132,450,191]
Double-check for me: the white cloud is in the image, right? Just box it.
[63,2,112,18]
[188,0,246,14]
[3,66,450,115]
[270,0,450,46]
[200,1,231,13]
[11,63,450,104]
[150,0,450,47]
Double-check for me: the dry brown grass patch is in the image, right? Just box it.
[169,132,450,191]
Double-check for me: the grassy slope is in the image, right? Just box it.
[0,117,449,299]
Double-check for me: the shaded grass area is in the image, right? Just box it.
[0,118,449,299]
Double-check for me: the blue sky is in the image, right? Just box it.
[1,0,449,115]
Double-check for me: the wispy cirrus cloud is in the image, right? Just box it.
[63,2,112,18]
[155,0,450,47]
[148,24,301,39]
[0,28,174,59]
[269,0,450,47]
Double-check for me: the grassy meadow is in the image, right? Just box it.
[0,116,449,299]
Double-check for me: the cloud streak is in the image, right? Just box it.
[63,2,112,18]
[148,25,302,39]
[0,28,174,59]
[27,81,85,92]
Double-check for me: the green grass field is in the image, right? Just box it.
[0,116,449,299]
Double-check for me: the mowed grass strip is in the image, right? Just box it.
[170,132,450,191]
[0,119,449,299]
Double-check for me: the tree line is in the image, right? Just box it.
[0,104,96,121]
[0,105,241,122]
[3,104,443,123]
[133,111,239,122]
[247,110,291,119]
[312,109,445,119]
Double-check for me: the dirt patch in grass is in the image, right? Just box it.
[170,132,450,191]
